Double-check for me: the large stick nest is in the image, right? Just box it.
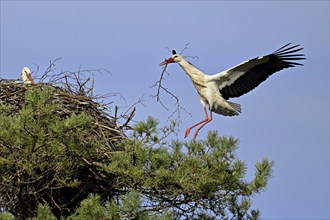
[0,77,125,148]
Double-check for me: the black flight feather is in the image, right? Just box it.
[220,43,306,100]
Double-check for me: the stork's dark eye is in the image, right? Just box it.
[174,55,178,58]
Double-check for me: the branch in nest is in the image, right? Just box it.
[114,95,144,130]
[34,58,63,83]
[33,58,111,98]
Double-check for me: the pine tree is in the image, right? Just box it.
[0,83,274,220]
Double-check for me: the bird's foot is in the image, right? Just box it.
[184,128,191,138]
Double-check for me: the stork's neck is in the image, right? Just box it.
[177,58,205,78]
[177,58,206,90]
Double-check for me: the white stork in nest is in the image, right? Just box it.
[160,43,305,139]
[21,67,35,84]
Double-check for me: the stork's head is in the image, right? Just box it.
[160,50,184,66]
[21,67,34,84]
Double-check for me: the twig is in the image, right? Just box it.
[156,63,168,102]
[150,61,192,134]
[37,58,63,83]
[121,107,136,129]
[180,43,190,54]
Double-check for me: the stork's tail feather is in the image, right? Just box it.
[212,100,241,116]
[227,101,242,115]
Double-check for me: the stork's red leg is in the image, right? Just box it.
[184,106,212,139]
[193,110,212,139]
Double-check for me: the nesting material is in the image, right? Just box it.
[0,79,123,149]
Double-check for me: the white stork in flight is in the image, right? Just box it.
[160,43,305,139]
[21,67,35,84]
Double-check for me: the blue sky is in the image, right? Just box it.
[1,1,329,219]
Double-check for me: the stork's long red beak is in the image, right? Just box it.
[27,73,35,84]
[160,57,175,66]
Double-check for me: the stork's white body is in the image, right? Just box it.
[176,58,241,117]
[160,44,305,139]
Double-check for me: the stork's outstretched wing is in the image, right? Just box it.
[208,43,305,100]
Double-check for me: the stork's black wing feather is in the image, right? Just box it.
[219,44,305,100]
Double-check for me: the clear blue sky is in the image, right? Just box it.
[1,1,329,219]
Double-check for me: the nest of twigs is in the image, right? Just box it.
[0,80,123,147]
[0,66,134,148]
[5,79,122,145]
